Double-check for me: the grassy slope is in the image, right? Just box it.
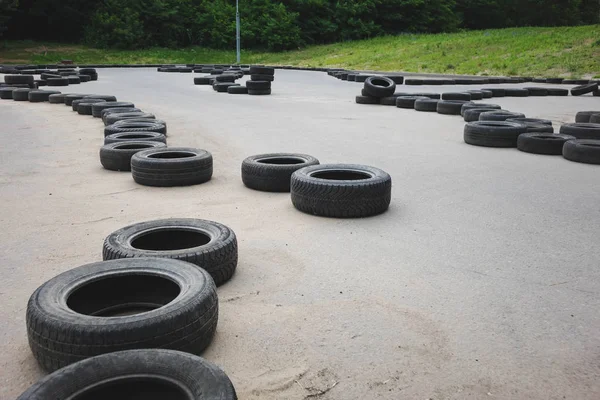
[2,25,599,77]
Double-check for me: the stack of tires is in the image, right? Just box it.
[238,66,274,95]
[355,76,396,105]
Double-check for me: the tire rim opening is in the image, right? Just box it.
[311,170,372,181]
[257,157,306,165]
[148,152,196,159]
[131,228,211,250]
[115,144,155,150]
[536,136,561,140]
[71,376,190,400]
[371,78,390,87]
[67,274,180,317]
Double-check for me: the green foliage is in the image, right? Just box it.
[0,0,19,37]
[3,0,599,50]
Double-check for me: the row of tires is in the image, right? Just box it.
[356,77,600,163]
[19,215,240,398]
[330,68,600,90]
[1,68,99,90]
[6,86,392,217]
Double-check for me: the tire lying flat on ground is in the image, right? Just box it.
[131,147,213,187]
[437,100,471,115]
[464,121,528,147]
[517,133,575,155]
[356,95,380,105]
[103,218,237,286]
[76,99,107,114]
[575,111,600,123]
[396,96,428,108]
[479,111,526,121]
[12,88,32,101]
[102,107,143,122]
[17,350,237,400]
[105,121,167,136]
[28,90,61,102]
[559,123,600,139]
[105,112,155,126]
[463,108,502,122]
[26,258,219,372]
[4,75,34,85]
[100,141,167,171]
[461,103,501,117]
[291,164,392,218]
[92,101,135,118]
[414,98,439,112]
[104,132,167,145]
[242,153,320,192]
[563,139,600,164]
[228,85,248,94]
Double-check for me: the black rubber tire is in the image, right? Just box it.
[523,87,548,96]
[102,107,143,122]
[385,75,404,84]
[442,92,471,101]
[364,76,396,98]
[105,112,155,126]
[242,153,320,192]
[590,114,600,124]
[291,164,392,218]
[214,74,237,83]
[484,88,505,97]
[249,66,274,75]
[559,123,600,139]
[48,93,68,103]
[414,98,439,112]
[463,108,502,122]
[380,96,400,105]
[412,92,441,99]
[464,121,527,147]
[0,87,17,99]
[228,85,248,94]
[251,74,275,82]
[356,95,380,105]
[100,141,167,171]
[479,111,526,121]
[105,121,166,137]
[396,96,428,108]
[437,100,470,115]
[25,258,219,372]
[17,349,237,400]
[575,111,600,123]
[79,74,91,82]
[66,76,81,84]
[210,69,223,75]
[246,81,271,90]
[77,99,107,114]
[504,88,529,97]
[64,94,92,106]
[404,79,423,85]
[563,139,600,164]
[517,133,575,155]
[85,94,118,102]
[28,90,61,102]
[546,88,569,96]
[546,78,563,84]
[103,218,236,286]
[73,98,106,112]
[248,89,271,95]
[12,88,32,101]
[115,118,167,128]
[131,147,213,187]
[480,90,493,98]
[461,103,501,117]
[214,83,239,92]
[40,73,61,80]
[34,80,47,87]
[194,76,213,85]
[355,75,371,83]
[104,132,167,145]
[571,83,598,96]
[506,117,552,126]
[92,102,135,118]
[466,90,484,100]
[5,75,34,85]
[47,78,69,86]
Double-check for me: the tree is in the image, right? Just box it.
[0,0,19,37]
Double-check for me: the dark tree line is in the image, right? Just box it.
[2,0,599,50]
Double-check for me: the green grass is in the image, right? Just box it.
[2,25,599,77]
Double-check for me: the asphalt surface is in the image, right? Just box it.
[1,69,599,400]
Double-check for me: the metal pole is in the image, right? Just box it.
[236,0,241,64]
